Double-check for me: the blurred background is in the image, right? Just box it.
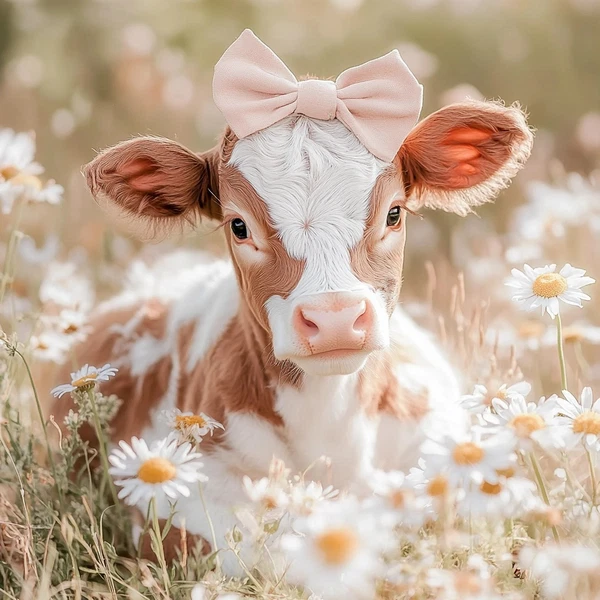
[1,0,600,396]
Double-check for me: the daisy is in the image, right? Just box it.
[366,470,423,527]
[28,180,63,205]
[29,330,71,364]
[242,475,290,515]
[0,128,42,179]
[281,497,392,600]
[518,544,600,599]
[288,480,339,516]
[505,264,595,319]
[554,387,600,453]
[421,430,516,487]
[460,381,531,414]
[458,474,539,518]
[480,394,559,451]
[163,408,224,443]
[108,435,206,506]
[51,363,118,398]
[406,460,451,518]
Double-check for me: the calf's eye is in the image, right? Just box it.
[231,218,248,240]
[386,206,402,227]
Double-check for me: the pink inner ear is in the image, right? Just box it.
[443,127,494,188]
[119,157,162,193]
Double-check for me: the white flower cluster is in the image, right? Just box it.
[0,128,63,215]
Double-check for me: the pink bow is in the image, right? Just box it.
[213,30,423,163]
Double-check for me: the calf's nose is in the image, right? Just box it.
[293,292,374,354]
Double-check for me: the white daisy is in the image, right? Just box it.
[458,474,539,518]
[163,408,224,443]
[0,128,42,178]
[18,234,59,265]
[406,460,451,518]
[242,475,290,515]
[108,435,206,506]
[421,430,516,487]
[51,363,118,398]
[29,330,70,364]
[28,180,63,205]
[281,497,392,600]
[460,381,531,414]
[506,263,595,319]
[480,394,559,451]
[0,180,22,214]
[288,480,339,516]
[554,387,600,453]
[518,544,600,599]
[367,469,423,527]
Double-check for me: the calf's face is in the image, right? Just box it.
[84,101,532,376]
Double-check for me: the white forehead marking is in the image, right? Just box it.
[229,116,386,294]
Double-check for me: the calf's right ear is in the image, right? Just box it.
[84,137,221,240]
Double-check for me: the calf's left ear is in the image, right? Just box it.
[396,100,533,216]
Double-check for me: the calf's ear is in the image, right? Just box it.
[84,137,221,240]
[396,100,533,216]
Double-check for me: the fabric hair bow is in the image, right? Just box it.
[212,29,423,163]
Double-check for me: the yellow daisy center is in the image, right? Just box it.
[315,527,359,565]
[453,442,484,466]
[426,475,449,497]
[510,413,545,438]
[532,273,567,298]
[175,415,206,429]
[562,327,584,344]
[262,495,279,510]
[480,481,503,495]
[454,572,483,595]
[390,490,407,508]
[573,412,600,436]
[137,457,177,484]
[0,165,20,180]
[496,467,515,478]
[11,173,43,190]
[518,321,545,339]
[63,324,80,334]
[71,372,98,387]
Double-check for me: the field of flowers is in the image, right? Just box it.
[1,0,600,598]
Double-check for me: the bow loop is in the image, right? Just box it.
[213,29,423,162]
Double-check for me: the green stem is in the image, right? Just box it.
[199,482,221,572]
[0,195,26,305]
[556,313,568,391]
[13,349,63,507]
[587,450,597,512]
[86,388,119,507]
[150,496,170,593]
[529,452,560,543]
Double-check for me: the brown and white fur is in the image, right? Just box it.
[52,100,532,570]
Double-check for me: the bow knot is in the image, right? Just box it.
[297,79,337,121]
[213,30,423,163]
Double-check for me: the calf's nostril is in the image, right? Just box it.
[352,301,370,332]
[299,310,320,334]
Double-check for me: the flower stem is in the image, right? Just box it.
[86,389,119,507]
[556,313,568,391]
[587,450,597,511]
[13,348,63,506]
[529,452,560,543]
[150,496,170,593]
[198,482,221,572]
[0,195,25,305]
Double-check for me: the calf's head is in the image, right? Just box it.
[84,30,533,377]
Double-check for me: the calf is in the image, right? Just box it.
[52,30,532,569]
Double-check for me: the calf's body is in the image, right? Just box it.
[51,30,533,571]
